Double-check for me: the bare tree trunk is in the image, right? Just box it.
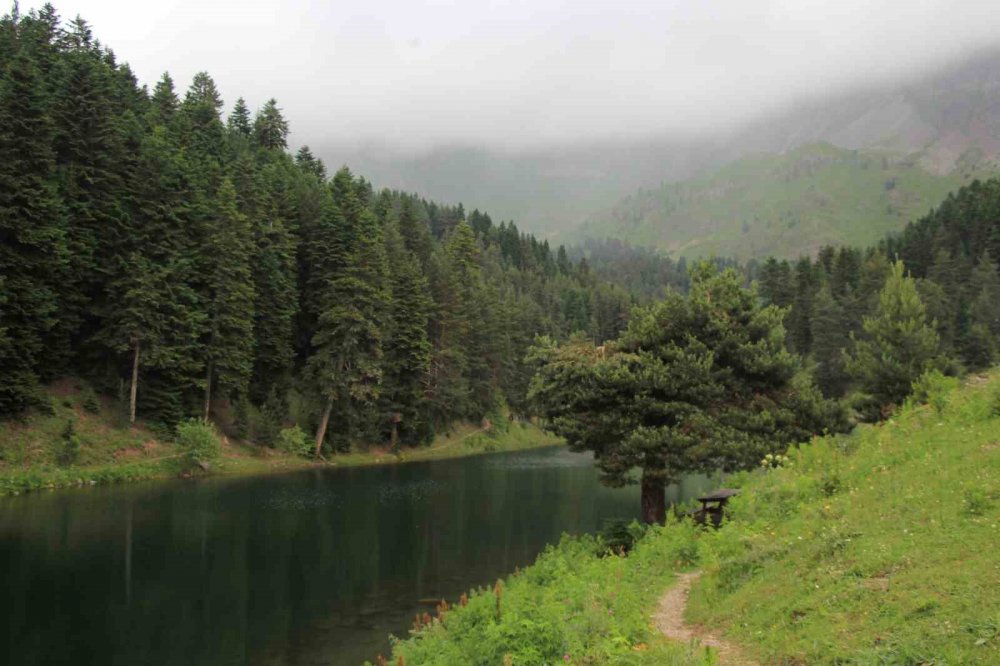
[641,474,666,525]
[129,339,140,425]
[203,360,213,422]
[314,396,333,457]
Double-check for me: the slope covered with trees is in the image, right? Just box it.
[0,5,633,453]
[581,142,978,260]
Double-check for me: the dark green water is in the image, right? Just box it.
[0,446,712,665]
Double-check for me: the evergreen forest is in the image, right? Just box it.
[0,5,634,452]
[2,3,999,461]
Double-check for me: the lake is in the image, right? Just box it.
[0,446,713,665]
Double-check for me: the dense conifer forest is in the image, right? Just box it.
[2,4,999,458]
[0,5,634,451]
[583,180,1000,410]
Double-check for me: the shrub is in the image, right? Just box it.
[597,519,647,556]
[820,470,843,496]
[232,395,252,440]
[176,419,221,469]
[257,388,287,447]
[908,369,959,413]
[963,488,991,517]
[276,425,312,457]
[80,386,101,414]
[57,419,80,466]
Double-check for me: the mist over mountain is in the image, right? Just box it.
[319,48,1000,250]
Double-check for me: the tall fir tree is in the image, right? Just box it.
[201,179,255,418]
[380,222,434,447]
[0,50,67,411]
[149,72,178,127]
[844,261,941,414]
[963,253,1000,369]
[810,284,850,397]
[307,168,388,453]
[226,97,251,138]
[253,98,288,150]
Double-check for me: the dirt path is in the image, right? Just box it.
[654,572,758,665]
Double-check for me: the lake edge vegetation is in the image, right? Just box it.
[377,368,1000,665]
[0,377,561,496]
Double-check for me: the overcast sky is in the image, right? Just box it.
[21,0,1000,152]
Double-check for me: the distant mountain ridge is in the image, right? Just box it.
[321,49,1000,254]
[716,48,1000,173]
[580,142,971,260]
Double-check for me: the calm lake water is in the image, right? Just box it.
[0,446,712,665]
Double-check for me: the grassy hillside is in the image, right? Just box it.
[688,372,1000,664]
[381,370,999,665]
[0,380,560,496]
[581,143,983,260]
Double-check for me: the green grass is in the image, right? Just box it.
[688,372,1000,664]
[0,380,561,496]
[582,142,987,260]
[383,370,1000,665]
[383,524,713,666]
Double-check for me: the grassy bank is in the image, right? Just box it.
[380,370,1000,665]
[0,380,561,496]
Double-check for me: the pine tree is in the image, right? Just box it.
[427,245,471,424]
[149,72,178,126]
[964,253,1000,369]
[307,168,388,453]
[294,145,326,181]
[253,98,288,150]
[810,284,850,397]
[226,97,251,137]
[201,179,255,418]
[787,257,819,355]
[397,195,434,269]
[248,182,298,404]
[180,71,225,159]
[51,42,128,364]
[99,126,204,424]
[757,257,794,308]
[530,267,841,524]
[556,245,572,275]
[844,261,942,412]
[0,51,67,413]
[381,222,434,447]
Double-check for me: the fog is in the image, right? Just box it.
[23,0,1000,153]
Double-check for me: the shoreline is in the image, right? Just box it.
[0,419,562,497]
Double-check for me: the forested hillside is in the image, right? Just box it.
[329,49,1000,244]
[0,5,633,452]
[578,175,1000,424]
[581,142,977,260]
[754,176,1000,405]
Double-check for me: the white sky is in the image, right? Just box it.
[21,0,1000,152]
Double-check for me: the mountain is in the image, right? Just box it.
[579,143,973,260]
[321,49,1000,254]
[315,137,709,237]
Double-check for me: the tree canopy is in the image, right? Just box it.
[529,267,847,523]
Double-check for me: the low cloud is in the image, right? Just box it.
[28,0,1000,152]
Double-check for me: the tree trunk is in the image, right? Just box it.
[314,396,333,457]
[203,359,213,422]
[641,474,666,525]
[129,339,140,425]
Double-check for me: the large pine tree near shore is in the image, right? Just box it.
[529,266,845,524]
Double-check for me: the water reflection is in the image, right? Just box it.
[0,446,712,665]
